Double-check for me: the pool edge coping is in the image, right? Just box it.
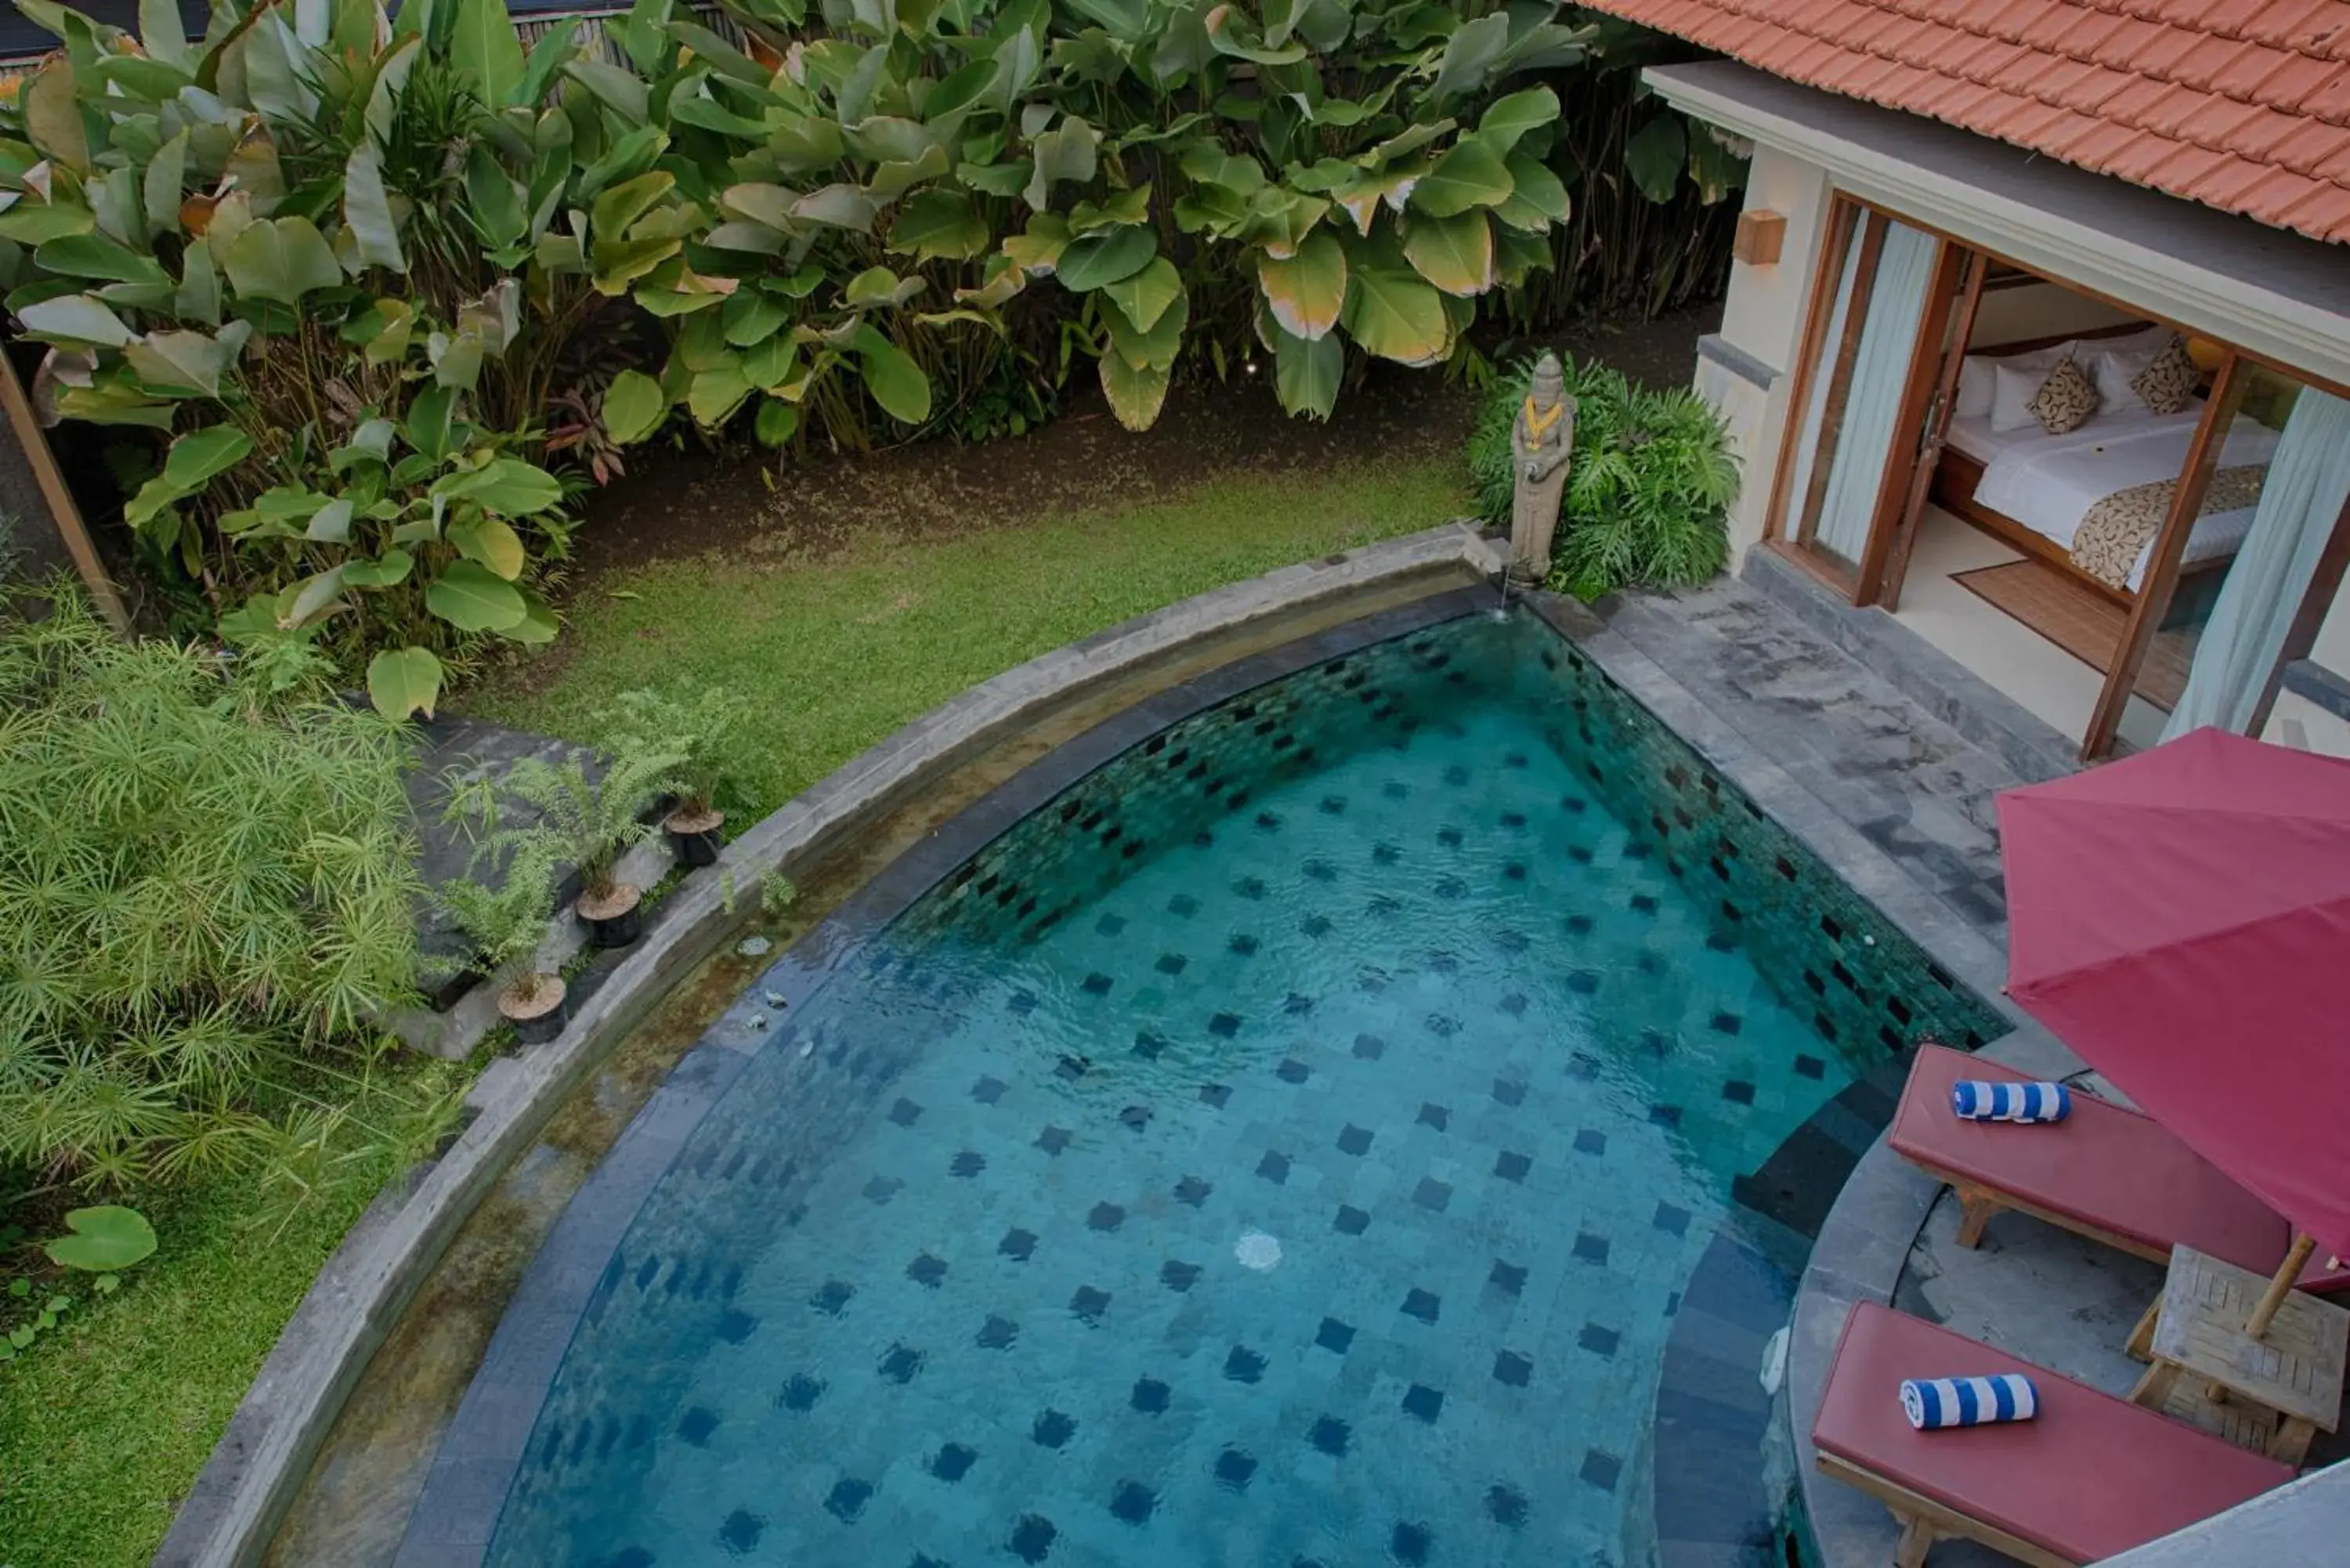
[152,523,1499,1568]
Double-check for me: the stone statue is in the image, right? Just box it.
[1508,352,1574,587]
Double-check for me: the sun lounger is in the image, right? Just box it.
[1813,1302,2295,1567]
[1891,1044,2350,1293]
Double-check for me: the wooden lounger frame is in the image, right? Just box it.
[1817,1451,2079,1568]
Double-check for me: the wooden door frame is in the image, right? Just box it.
[2080,352,2245,761]
[1791,209,1891,564]
[1763,197,1862,551]
[1871,247,1983,611]
[1857,240,1981,609]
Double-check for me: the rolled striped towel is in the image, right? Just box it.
[1950,1079,2070,1123]
[1901,1373,2040,1430]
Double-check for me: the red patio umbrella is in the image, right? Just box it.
[1997,726,2350,1333]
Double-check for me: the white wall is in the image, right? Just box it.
[1969,280,2142,349]
[1701,144,1832,562]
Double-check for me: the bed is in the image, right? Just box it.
[1929,331,2278,602]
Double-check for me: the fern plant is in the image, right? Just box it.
[455,747,683,909]
[433,840,562,1009]
[1468,354,1739,599]
[594,685,749,823]
[0,588,456,1207]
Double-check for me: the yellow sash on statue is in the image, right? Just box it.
[1520,396,1564,443]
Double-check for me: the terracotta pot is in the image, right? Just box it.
[499,974,568,1046]
[665,805,725,868]
[577,881,644,948]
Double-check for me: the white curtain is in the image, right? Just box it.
[1810,219,1939,565]
[2163,387,2350,739]
[1782,236,1860,541]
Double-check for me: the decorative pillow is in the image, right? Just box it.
[2026,356,2101,435]
[2131,334,2200,416]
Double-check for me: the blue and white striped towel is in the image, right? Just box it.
[1950,1079,2071,1123]
[1900,1373,2040,1430]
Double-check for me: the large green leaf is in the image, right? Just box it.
[1412,142,1513,218]
[452,0,526,108]
[16,293,133,347]
[1477,85,1560,154]
[600,369,665,443]
[888,189,989,262]
[1255,230,1346,341]
[222,218,343,305]
[1103,255,1183,334]
[591,172,674,244]
[1341,266,1448,367]
[436,459,563,515]
[425,560,530,633]
[853,323,931,425]
[1098,346,1170,430]
[688,361,754,427]
[33,233,168,287]
[1024,114,1098,211]
[1003,213,1072,275]
[163,425,255,490]
[367,646,442,720]
[125,323,251,397]
[42,1207,155,1273]
[1272,323,1340,420]
[1099,284,1186,371]
[344,145,406,272]
[1056,225,1155,291]
[792,185,879,233]
[450,513,526,579]
[1493,152,1570,231]
[1402,210,1495,297]
[1430,10,1508,103]
[22,60,88,172]
[1625,116,1688,204]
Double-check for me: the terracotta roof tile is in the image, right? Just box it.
[1583,0,2350,243]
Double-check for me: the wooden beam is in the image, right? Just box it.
[1858,239,1977,607]
[2081,352,2244,760]
[0,350,128,634]
[1878,249,1989,613]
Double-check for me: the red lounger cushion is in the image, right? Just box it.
[1815,1302,2294,1563]
[1890,1044,2323,1282]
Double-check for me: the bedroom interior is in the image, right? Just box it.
[1766,194,2350,761]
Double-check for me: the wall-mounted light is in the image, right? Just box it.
[1733,209,1785,267]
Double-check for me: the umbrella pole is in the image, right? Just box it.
[2247,1233,2317,1339]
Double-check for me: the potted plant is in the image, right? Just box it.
[436,845,568,1043]
[598,685,747,868]
[497,747,682,948]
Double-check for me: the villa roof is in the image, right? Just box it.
[1582,0,2350,246]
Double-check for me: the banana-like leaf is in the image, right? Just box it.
[450,512,526,578]
[688,360,754,426]
[123,322,251,396]
[1023,114,1098,211]
[754,396,797,447]
[1055,224,1154,291]
[344,144,406,271]
[222,216,342,305]
[591,171,674,244]
[843,266,923,309]
[1477,85,1560,154]
[1097,345,1169,429]
[792,185,879,233]
[1430,10,1507,103]
[600,367,666,443]
[17,292,134,346]
[305,497,354,543]
[426,559,530,632]
[888,188,988,261]
[453,0,526,107]
[284,565,348,627]
[954,254,1028,309]
[1003,213,1072,275]
[1068,183,1151,233]
[1272,320,1340,419]
[140,0,190,69]
[721,289,788,347]
[853,322,931,424]
[33,233,168,287]
[22,61,89,172]
[869,144,950,200]
[1624,115,1687,204]
[1686,125,1749,205]
[143,130,186,238]
[1412,141,1513,218]
[435,458,564,515]
[367,646,441,720]
[1098,283,1186,371]
[1340,263,1447,367]
[1329,160,1428,236]
[1255,229,1345,340]
[562,57,649,124]
[1492,152,1569,231]
[1204,5,1305,65]
[1401,209,1494,297]
[1102,255,1182,334]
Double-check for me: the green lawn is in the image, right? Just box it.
[0,1180,375,1568]
[473,453,1468,814]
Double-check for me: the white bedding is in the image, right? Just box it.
[1944,408,2279,590]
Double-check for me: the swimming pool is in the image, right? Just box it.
[453,604,2002,1568]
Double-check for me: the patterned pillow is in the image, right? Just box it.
[2131,334,2200,416]
[2027,356,2101,435]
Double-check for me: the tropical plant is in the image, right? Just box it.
[0,589,459,1204]
[1469,352,1737,598]
[0,0,697,713]
[434,840,562,1004]
[593,683,747,818]
[456,745,683,908]
[588,0,1593,452]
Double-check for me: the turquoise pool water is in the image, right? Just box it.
[484,613,1999,1567]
